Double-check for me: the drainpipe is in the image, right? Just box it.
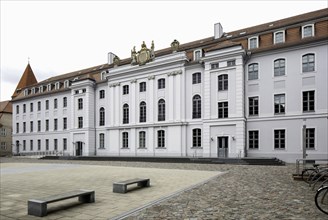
[243,51,252,157]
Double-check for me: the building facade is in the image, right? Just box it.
[0,101,13,156]
[11,9,328,162]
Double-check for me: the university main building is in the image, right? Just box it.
[11,9,328,162]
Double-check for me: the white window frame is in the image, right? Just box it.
[64,80,70,88]
[273,30,285,44]
[302,24,315,38]
[193,49,202,61]
[248,36,259,49]
[47,84,52,91]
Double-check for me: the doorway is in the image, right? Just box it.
[16,141,20,155]
[217,137,229,158]
[76,141,83,156]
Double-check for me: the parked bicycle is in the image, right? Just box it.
[315,185,328,215]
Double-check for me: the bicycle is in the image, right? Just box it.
[315,185,328,215]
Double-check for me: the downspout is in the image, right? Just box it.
[94,83,97,156]
[243,51,252,157]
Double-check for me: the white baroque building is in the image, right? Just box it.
[12,9,328,162]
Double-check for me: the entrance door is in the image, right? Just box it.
[76,142,83,156]
[217,137,229,158]
[16,141,20,155]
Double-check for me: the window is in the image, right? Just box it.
[63,118,67,130]
[30,121,33,132]
[306,128,315,149]
[30,103,33,112]
[99,133,105,149]
[192,72,201,84]
[38,139,41,151]
[45,120,49,131]
[248,37,258,49]
[139,131,146,148]
[157,130,165,148]
[30,140,33,151]
[139,82,146,92]
[54,99,58,109]
[274,94,285,114]
[63,97,67,107]
[99,90,105,99]
[47,84,52,91]
[249,97,259,116]
[274,31,285,44]
[248,63,259,80]
[78,98,83,110]
[123,104,129,124]
[274,59,286,76]
[302,54,315,72]
[16,105,19,114]
[218,74,228,91]
[123,85,129,95]
[63,138,67,151]
[218,102,228,118]
[37,120,41,132]
[37,101,41,111]
[55,82,60,90]
[303,91,315,112]
[78,117,83,128]
[23,104,26,113]
[274,129,285,149]
[139,102,147,123]
[54,139,58,150]
[158,78,165,89]
[45,100,49,110]
[192,128,202,148]
[82,88,86,93]
[54,119,58,131]
[192,95,201,119]
[194,50,201,61]
[1,142,6,150]
[16,123,19,133]
[45,139,49,151]
[64,80,70,88]
[23,122,26,133]
[158,99,166,121]
[23,140,26,151]
[249,130,259,149]
[227,60,236,67]
[302,24,314,38]
[99,107,105,126]
[0,128,6,136]
[211,63,219,69]
[122,132,128,148]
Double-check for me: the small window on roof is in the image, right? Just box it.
[194,50,202,61]
[274,31,285,44]
[24,89,29,96]
[55,82,60,90]
[302,24,314,38]
[101,71,107,80]
[248,36,258,49]
[31,87,35,94]
[64,80,70,88]
[47,84,52,91]
[39,86,43,93]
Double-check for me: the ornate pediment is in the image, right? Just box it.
[131,41,155,66]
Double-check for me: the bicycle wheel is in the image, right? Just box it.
[307,170,319,184]
[302,169,315,182]
[315,186,328,215]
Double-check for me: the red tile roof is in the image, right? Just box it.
[12,63,37,98]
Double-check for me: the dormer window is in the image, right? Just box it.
[302,24,314,38]
[274,31,285,44]
[248,36,259,49]
[194,49,202,61]
[39,86,43,93]
[24,89,29,96]
[47,84,52,91]
[55,82,60,90]
[31,87,35,94]
[64,80,70,88]
[101,71,107,80]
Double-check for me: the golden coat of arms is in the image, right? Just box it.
[131,41,155,66]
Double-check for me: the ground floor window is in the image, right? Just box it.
[122,132,129,148]
[305,128,315,149]
[248,130,259,149]
[157,130,165,148]
[192,128,202,147]
[99,133,105,149]
[139,131,146,148]
[63,138,67,151]
[274,129,285,149]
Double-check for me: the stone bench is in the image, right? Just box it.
[28,189,95,217]
[113,178,150,193]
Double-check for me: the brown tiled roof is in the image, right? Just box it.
[12,64,37,98]
[0,101,12,114]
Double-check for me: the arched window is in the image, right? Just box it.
[99,133,105,149]
[274,59,286,76]
[192,72,201,84]
[158,99,165,121]
[302,53,315,72]
[123,104,129,124]
[157,130,165,148]
[192,95,201,119]
[192,128,202,148]
[248,63,259,80]
[139,131,146,148]
[139,101,146,123]
[218,74,228,91]
[99,107,105,126]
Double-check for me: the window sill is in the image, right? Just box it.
[155,147,166,149]
[121,148,129,149]
[191,147,203,149]
[98,148,105,150]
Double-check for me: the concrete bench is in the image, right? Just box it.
[113,178,150,193]
[28,189,95,217]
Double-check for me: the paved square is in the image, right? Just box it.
[0,162,222,219]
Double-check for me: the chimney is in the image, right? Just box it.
[214,23,223,39]
[108,52,115,65]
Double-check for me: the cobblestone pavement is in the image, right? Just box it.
[1,157,327,220]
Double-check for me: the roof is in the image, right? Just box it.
[0,100,13,115]
[12,63,38,98]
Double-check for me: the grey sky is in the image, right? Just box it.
[1,0,327,101]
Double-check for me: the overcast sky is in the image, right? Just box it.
[1,0,327,101]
